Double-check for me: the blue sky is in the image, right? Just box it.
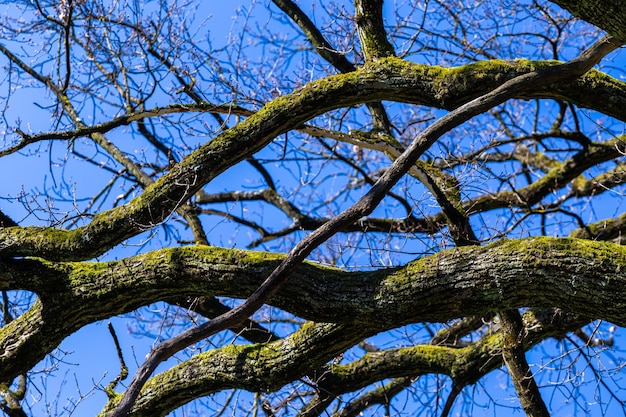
[2,0,626,416]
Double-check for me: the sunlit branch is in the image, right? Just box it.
[271,0,392,132]
[1,2,626,417]
[2,236,624,386]
[499,309,550,417]
[354,0,396,62]
[569,211,626,242]
[104,322,129,398]
[117,307,587,416]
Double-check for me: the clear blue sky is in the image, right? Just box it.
[2,1,626,416]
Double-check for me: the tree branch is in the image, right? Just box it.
[549,0,626,42]
[98,308,587,416]
[271,0,392,131]
[107,35,621,415]
[2,236,624,384]
[1,54,625,260]
[499,309,550,417]
[354,0,396,62]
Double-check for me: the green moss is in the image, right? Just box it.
[451,332,503,383]
[482,237,626,281]
[387,236,626,292]
[5,56,626,264]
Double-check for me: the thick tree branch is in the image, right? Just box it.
[569,211,626,242]
[2,236,625,385]
[100,322,365,416]
[98,308,586,416]
[354,0,396,62]
[550,0,626,42]
[1,54,625,260]
[109,36,621,415]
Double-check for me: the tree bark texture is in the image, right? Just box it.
[2,236,625,386]
[0,59,625,261]
[551,0,626,42]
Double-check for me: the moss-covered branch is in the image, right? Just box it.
[100,322,365,416]
[1,58,626,261]
[100,308,587,416]
[309,309,586,398]
[550,0,626,42]
[354,0,395,62]
[569,211,626,242]
[2,236,626,383]
[499,309,550,417]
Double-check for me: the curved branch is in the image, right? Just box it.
[271,0,355,73]
[271,0,392,131]
[0,49,624,260]
[100,322,363,416]
[569,211,626,242]
[333,377,414,417]
[109,37,622,416]
[99,308,587,416]
[2,236,626,384]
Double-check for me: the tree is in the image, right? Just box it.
[0,0,625,415]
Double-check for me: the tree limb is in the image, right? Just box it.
[2,236,625,386]
[499,309,550,417]
[108,35,622,415]
[2,55,625,260]
[549,0,626,42]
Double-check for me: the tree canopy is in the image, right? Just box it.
[0,0,625,416]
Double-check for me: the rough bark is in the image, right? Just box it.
[499,309,550,417]
[2,236,626,384]
[96,308,587,416]
[354,0,395,61]
[1,2,625,415]
[1,59,625,261]
[550,0,626,42]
